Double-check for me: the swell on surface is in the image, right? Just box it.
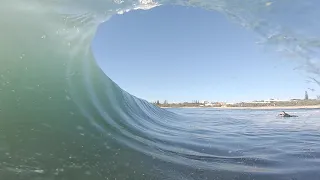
[0,0,320,179]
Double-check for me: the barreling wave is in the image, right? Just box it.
[1,0,320,179]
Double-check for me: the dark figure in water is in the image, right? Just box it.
[278,111,298,117]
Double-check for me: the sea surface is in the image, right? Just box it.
[1,108,320,179]
[1,0,320,179]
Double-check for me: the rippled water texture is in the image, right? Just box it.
[1,0,320,179]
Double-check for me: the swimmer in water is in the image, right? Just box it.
[278,111,298,117]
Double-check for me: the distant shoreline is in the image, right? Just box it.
[160,105,320,110]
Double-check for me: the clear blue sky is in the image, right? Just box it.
[92,6,317,103]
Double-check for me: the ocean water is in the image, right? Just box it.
[1,107,320,179]
[1,0,320,179]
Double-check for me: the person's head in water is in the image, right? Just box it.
[279,111,297,117]
[279,111,288,116]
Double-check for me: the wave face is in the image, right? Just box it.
[1,0,320,179]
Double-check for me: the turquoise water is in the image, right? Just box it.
[1,0,320,179]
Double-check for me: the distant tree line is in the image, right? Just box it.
[152,100,207,107]
[151,99,320,108]
[227,99,320,107]
[151,91,320,108]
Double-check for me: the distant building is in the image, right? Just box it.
[267,99,287,102]
[204,102,214,106]
[250,101,270,104]
[226,102,236,105]
[199,100,209,104]
[305,91,309,100]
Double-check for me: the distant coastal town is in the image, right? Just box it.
[151,91,320,109]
